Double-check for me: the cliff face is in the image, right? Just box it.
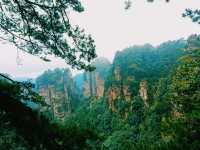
[82,57,111,98]
[139,80,148,107]
[36,68,77,121]
[35,40,187,118]
[105,41,186,113]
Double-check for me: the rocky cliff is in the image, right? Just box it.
[35,40,187,118]
[105,40,186,113]
[139,80,148,107]
[82,57,111,98]
[36,68,77,121]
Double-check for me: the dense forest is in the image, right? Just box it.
[1,35,199,149]
[0,0,200,150]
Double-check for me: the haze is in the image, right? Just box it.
[0,0,199,78]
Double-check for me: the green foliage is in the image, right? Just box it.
[0,0,96,70]
[162,48,200,149]
[36,68,71,91]
[62,38,197,150]
[128,96,145,127]
[0,73,43,104]
[0,123,29,150]
[170,49,200,113]
[1,36,200,149]
[0,77,101,150]
[183,9,200,25]
[1,1,199,149]
[105,40,186,100]
[103,130,134,150]
[36,68,80,112]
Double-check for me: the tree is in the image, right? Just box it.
[124,0,170,10]
[147,0,200,27]
[183,9,200,25]
[0,0,96,71]
[157,37,200,149]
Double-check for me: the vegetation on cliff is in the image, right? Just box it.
[1,35,200,150]
[67,36,199,150]
[0,0,200,149]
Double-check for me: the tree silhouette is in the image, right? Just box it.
[0,0,97,71]
[183,9,200,25]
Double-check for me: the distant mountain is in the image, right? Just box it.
[105,39,186,112]
[34,39,187,115]
[20,35,200,149]
[82,57,111,98]
[35,68,78,120]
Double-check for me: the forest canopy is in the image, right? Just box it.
[0,1,200,150]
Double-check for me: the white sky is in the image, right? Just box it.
[0,0,200,78]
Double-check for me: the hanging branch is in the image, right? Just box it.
[0,0,97,71]
[0,73,44,104]
[183,9,200,25]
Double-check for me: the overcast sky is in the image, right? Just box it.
[0,0,200,78]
